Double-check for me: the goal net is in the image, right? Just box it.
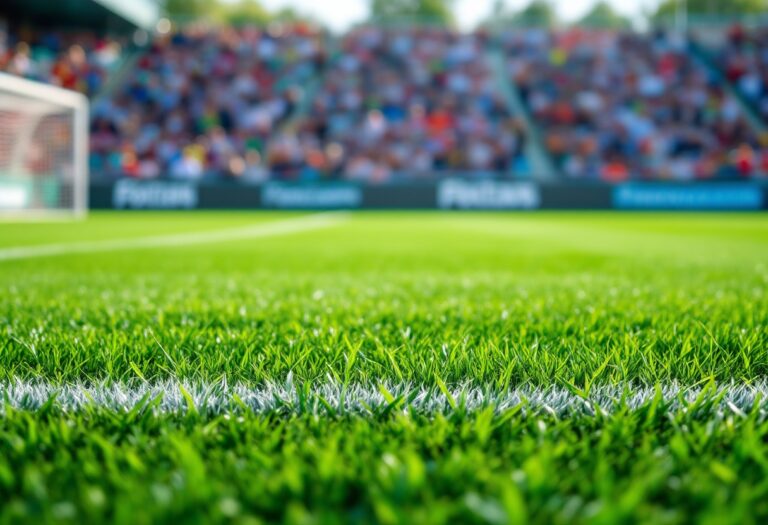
[0,72,88,218]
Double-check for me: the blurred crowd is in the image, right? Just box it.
[89,24,325,181]
[4,22,768,182]
[0,25,123,96]
[718,25,768,126]
[290,27,529,181]
[505,28,767,181]
[90,26,527,182]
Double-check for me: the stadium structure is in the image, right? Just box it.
[0,1,767,524]
[1,1,767,214]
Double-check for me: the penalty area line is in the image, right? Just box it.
[0,212,350,262]
[1,380,766,416]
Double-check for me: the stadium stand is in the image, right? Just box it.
[0,26,125,96]
[504,28,767,181]
[3,17,768,183]
[89,24,326,181]
[716,25,768,125]
[290,27,529,181]
[0,0,157,97]
[90,26,528,182]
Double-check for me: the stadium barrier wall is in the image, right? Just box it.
[90,179,768,211]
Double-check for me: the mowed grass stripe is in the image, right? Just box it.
[2,380,766,416]
[0,212,349,261]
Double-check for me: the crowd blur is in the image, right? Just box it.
[89,24,326,181]
[505,28,768,181]
[90,25,528,182]
[0,25,123,96]
[718,25,768,125]
[4,22,768,182]
[288,27,529,181]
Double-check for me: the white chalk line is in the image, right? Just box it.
[1,379,766,416]
[0,212,349,261]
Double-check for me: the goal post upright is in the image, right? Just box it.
[73,85,89,218]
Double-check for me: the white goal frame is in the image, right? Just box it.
[0,72,89,219]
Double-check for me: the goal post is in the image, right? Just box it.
[0,72,89,218]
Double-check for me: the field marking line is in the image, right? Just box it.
[0,212,350,262]
[1,379,765,416]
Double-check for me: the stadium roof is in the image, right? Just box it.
[90,0,159,30]
[1,0,160,31]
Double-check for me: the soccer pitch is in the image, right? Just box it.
[1,212,767,524]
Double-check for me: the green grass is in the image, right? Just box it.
[1,212,767,524]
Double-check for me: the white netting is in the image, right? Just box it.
[0,73,87,216]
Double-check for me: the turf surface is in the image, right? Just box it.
[1,211,767,524]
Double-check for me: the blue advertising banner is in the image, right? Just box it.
[261,183,363,209]
[613,184,764,210]
[89,180,768,211]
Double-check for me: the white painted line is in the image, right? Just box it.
[0,212,349,262]
[1,379,765,416]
